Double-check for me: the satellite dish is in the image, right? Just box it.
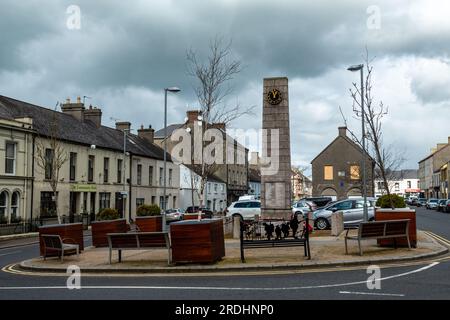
[186,127,192,133]
[184,117,189,122]
[197,115,203,121]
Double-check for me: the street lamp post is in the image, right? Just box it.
[122,128,129,221]
[163,87,181,229]
[347,64,368,222]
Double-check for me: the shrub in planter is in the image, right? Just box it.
[136,204,161,217]
[96,208,120,221]
[135,204,162,232]
[376,194,406,209]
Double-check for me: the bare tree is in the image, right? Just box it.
[340,50,405,208]
[186,36,255,212]
[35,104,68,221]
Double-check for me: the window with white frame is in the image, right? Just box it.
[5,142,16,174]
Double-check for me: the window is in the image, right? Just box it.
[350,165,360,180]
[149,166,153,186]
[250,201,261,208]
[324,165,333,180]
[214,184,218,192]
[40,192,56,217]
[136,198,145,207]
[117,159,123,184]
[45,149,54,180]
[151,196,156,205]
[168,169,173,186]
[69,152,77,181]
[407,181,411,189]
[5,142,16,174]
[88,155,95,182]
[99,193,111,210]
[395,183,400,191]
[137,164,142,185]
[173,196,177,208]
[329,200,353,211]
[377,181,384,190]
[0,191,8,221]
[338,171,345,177]
[159,167,163,186]
[11,191,19,221]
[103,158,109,183]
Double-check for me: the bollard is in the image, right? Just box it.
[331,211,344,236]
[233,216,241,239]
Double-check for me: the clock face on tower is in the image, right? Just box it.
[267,88,282,105]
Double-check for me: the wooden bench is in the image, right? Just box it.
[345,219,411,256]
[239,218,311,263]
[107,232,171,264]
[41,234,80,262]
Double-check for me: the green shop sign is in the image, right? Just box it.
[70,184,97,192]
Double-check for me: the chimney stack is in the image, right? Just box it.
[116,121,131,132]
[138,125,155,143]
[84,105,102,128]
[186,110,201,124]
[61,97,85,121]
[338,126,347,137]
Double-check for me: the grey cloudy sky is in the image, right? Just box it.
[1,0,449,175]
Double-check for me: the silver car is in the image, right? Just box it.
[313,198,376,230]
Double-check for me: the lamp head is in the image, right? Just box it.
[347,64,364,72]
[165,87,181,93]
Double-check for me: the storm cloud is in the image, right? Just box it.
[1,0,449,174]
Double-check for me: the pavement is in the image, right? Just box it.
[0,233,39,249]
[18,229,447,274]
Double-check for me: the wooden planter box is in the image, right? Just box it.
[170,219,225,264]
[39,223,84,256]
[135,216,163,232]
[375,208,417,248]
[91,219,127,247]
[183,213,207,220]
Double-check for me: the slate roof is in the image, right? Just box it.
[154,124,184,139]
[0,95,170,161]
[184,164,226,184]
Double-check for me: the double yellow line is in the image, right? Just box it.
[423,231,450,248]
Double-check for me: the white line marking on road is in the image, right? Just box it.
[339,291,405,297]
[0,262,439,291]
[0,251,21,257]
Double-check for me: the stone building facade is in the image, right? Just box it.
[311,127,375,200]
[0,95,179,224]
[154,110,249,205]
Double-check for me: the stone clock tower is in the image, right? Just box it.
[260,77,292,221]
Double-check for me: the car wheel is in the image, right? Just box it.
[369,217,375,222]
[315,218,329,230]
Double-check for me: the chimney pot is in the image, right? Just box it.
[138,125,155,143]
[338,126,347,137]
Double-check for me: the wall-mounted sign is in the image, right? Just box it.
[70,184,97,192]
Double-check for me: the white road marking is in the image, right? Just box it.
[0,262,439,291]
[339,291,405,297]
[0,251,21,257]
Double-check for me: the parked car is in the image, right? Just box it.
[185,206,213,218]
[225,200,261,221]
[164,208,184,222]
[406,197,418,206]
[445,200,450,213]
[302,197,333,208]
[416,198,427,207]
[313,198,376,230]
[437,199,448,212]
[426,198,439,209]
[292,200,316,217]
